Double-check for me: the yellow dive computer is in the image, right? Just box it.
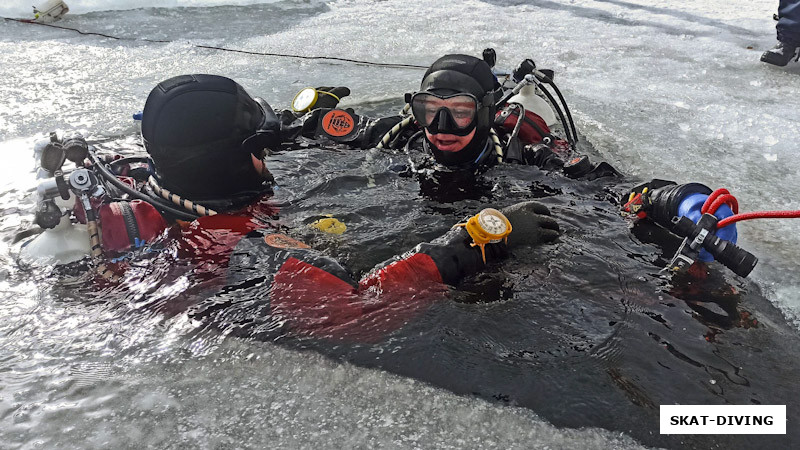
[457,208,512,263]
[291,87,318,113]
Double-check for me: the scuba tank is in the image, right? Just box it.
[20,214,91,266]
[19,133,169,267]
[507,85,557,128]
[501,58,558,127]
[493,60,558,163]
[21,135,91,265]
[506,60,558,130]
[493,56,578,156]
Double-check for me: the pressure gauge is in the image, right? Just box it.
[457,208,512,263]
[291,87,318,113]
[476,208,510,239]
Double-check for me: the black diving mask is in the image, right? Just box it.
[241,97,282,158]
[409,92,482,136]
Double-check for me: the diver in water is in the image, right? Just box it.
[297,53,751,280]
[26,73,560,340]
[143,74,562,340]
[138,75,751,328]
[287,53,621,181]
[384,53,514,170]
[374,55,753,278]
[25,64,757,344]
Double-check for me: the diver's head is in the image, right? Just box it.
[411,54,498,165]
[142,74,279,202]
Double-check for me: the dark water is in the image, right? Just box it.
[265,144,800,449]
[7,129,799,449]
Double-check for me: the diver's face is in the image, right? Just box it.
[424,128,476,152]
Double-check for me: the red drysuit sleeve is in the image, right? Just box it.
[269,252,448,341]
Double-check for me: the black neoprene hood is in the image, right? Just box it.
[142,74,270,200]
[419,54,499,166]
[420,54,498,99]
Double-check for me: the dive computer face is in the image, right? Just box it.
[457,207,513,263]
[477,209,508,236]
[292,87,317,112]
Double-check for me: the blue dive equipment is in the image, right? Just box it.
[675,192,737,262]
[641,182,757,277]
[668,213,757,278]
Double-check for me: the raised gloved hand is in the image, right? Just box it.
[501,201,560,247]
[293,86,354,139]
[310,86,350,110]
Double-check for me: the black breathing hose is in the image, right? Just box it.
[532,79,576,147]
[87,148,199,221]
[538,74,579,147]
[509,103,526,142]
[404,130,425,153]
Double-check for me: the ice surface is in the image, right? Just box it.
[0,0,287,16]
[1,0,799,448]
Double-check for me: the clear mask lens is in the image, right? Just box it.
[411,93,477,129]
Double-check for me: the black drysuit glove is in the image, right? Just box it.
[501,201,560,248]
[285,86,351,131]
[311,86,350,110]
[418,202,560,285]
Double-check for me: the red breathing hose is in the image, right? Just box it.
[701,188,800,228]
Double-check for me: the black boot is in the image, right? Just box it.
[761,41,800,67]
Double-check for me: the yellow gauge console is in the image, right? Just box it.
[456,208,512,263]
